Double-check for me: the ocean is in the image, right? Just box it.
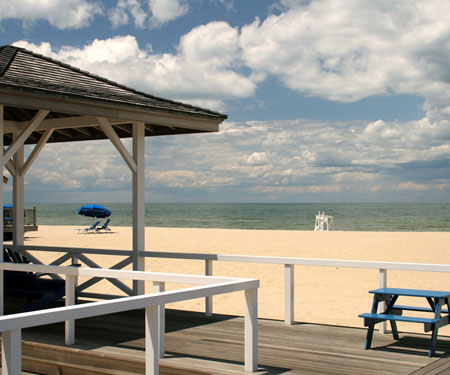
[29,203,450,232]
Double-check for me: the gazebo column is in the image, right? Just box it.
[12,136,24,246]
[97,117,145,295]
[133,122,145,295]
[5,111,49,247]
[0,105,4,315]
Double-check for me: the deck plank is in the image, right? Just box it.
[4,307,450,375]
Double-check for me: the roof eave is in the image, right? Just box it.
[0,85,225,133]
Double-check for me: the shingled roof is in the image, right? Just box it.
[0,45,227,145]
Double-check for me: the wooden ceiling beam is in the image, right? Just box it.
[113,124,133,135]
[73,127,92,136]
[53,128,73,138]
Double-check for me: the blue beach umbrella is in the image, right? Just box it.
[77,204,111,221]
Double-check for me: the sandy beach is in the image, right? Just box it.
[21,225,450,334]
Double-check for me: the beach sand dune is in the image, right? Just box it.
[22,225,450,334]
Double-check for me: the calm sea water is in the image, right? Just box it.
[29,203,450,231]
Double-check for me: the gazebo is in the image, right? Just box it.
[0,44,227,295]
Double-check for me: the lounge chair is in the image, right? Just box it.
[77,220,100,233]
[96,218,111,232]
[3,248,66,312]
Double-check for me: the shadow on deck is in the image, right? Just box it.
[2,300,450,375]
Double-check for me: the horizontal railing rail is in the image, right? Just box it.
[0,262,259,375]
[140,250,450,272]
[7,244,450,331]
[11,244,450,272]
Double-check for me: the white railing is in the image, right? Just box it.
[0,262,259,375]
[7,244,450,331]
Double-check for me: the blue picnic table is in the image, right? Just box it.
[359,288,450,357]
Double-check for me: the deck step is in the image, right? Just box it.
[1,341,214,375]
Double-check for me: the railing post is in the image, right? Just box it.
[153,281,165,358]
[65,274,76,345]
[244,287,258,373]
[285,264,294,325]
[145,305,159,375]
[71,256,79,298]
[379,268,387,334]
[2,329,22,375]
[205,260,213,316]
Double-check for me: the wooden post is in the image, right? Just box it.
[205,260,213,316]
[12,134,24,247]
[2,329,22,375]
[244,288,258,373]
[153,281,165,358]
[65,274,76,345]
[133,122,145,295]
[379,268,387,334]
[0,105,4,316]
[145,305,159,375]
[285,264,294,325]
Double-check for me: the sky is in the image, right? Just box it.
[1,0,450,203]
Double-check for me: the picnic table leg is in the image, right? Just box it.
[390,320,399,340]
[428,297,443,357]
[429,324,438,357]
[365,323,375,350]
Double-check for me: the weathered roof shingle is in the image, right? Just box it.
[0,45,227,145]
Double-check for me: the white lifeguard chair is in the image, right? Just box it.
[314,211,334,231]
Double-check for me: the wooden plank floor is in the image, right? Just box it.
[8,307,450,375]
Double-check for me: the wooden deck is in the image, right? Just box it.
[3,305,450,375]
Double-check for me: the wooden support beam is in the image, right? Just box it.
[4,154,15,177]
[4,116,133,133]
[0,91,222,133]
[113,124,133,135]
[73,127,92,136]
[0,105,3,316]
[53,128,73,138]
[13,132,25,246]
[97,117,137,173]
[21,128,54,177]
[133,122,145,295]
[3,110,49,164]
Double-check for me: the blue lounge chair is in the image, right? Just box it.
[3,248,66,312]
[78,220,100,233]
[96,218,111,232]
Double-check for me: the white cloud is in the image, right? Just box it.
[392,182,428,191]
[0,0,102,29]
[15,1,450,122]
[18,115,450,202]
[148,0,188,28]
[239,0,450,123]
[109,0,147,29]
[8,0,450,125]
[246,152,270,166]
[14,23,256,110]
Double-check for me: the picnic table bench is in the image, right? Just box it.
[359,288,450,357]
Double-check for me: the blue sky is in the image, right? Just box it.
[2,0,450,203]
